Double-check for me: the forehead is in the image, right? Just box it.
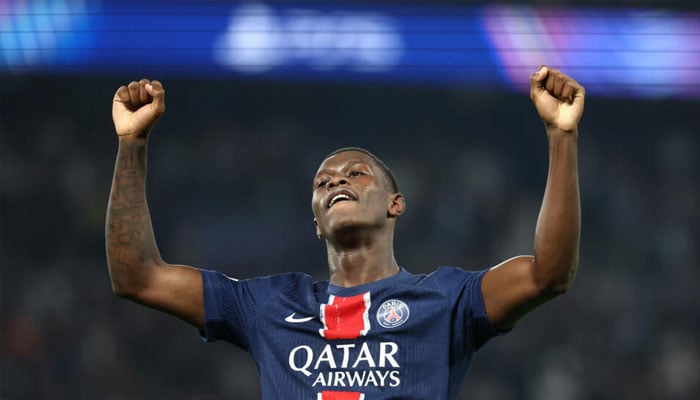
[315,151,375,174]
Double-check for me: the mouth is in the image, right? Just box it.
[326,189,358,209]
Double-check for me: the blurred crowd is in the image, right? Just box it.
[1,75,698,399]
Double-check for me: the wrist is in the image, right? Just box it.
[545,125,578,141]
[117,135,149,145]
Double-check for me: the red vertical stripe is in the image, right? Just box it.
[319,292,371,340]
[318,390,365,400]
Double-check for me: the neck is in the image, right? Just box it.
[326,231,399,287]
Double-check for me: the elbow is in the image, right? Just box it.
[110,280,134,299]
[106,258,160,301]
[106,259,126,297]
[108,273,140,300]
[540,280,573,297]
[534,261,578,298]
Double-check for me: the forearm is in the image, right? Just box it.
[532,128,580,294]
[106,138,163,296]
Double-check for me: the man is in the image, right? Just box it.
[106,66,583,399]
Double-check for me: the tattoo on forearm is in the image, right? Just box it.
[106,140,159,265]
[109,141,147,210]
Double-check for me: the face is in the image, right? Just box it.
[311,151,402,239]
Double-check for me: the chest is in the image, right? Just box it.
[251,287,455,382]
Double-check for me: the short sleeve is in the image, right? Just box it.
[434,267,510,352]
[200,270,247,348]
[459,269,509,351]
[200,270,296,350]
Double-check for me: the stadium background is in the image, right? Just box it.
[1,0,698,399]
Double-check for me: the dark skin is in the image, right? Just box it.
[106,66,583,333]
[312,153,405,287]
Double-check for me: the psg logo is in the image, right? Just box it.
[376,299,410,329]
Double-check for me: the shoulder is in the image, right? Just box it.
[424,266,487,287]
[202,270,322,294]
[380,267,486,301]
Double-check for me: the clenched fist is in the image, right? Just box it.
[112,79,165,140]
[530,66,585,136]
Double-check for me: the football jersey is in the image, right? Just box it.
[201,267,506,399]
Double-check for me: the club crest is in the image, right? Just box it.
[376,299,409,329]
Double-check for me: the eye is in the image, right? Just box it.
[316,179,328,188]
[349,171,364,178]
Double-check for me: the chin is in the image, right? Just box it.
[326,216,383,239]
[328,218,365,234]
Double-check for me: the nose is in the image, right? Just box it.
[328,176,348,188]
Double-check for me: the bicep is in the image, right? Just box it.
[131,263,205,332]
[481,255,556,331]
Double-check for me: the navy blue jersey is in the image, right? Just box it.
[201,267,506,399]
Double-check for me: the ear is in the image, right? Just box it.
[387,193,405,218]
[313,218,323,239]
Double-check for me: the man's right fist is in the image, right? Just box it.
[112,79,165,140]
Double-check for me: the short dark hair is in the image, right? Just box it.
[324,147,399,193]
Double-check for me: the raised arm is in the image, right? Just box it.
[482,66,584,331]
[106,79,204,331]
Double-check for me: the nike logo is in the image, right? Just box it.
[285,313,315,323]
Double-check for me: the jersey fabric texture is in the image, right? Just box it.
[201,267,507,400]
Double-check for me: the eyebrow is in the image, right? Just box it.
[313,160,372,180]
